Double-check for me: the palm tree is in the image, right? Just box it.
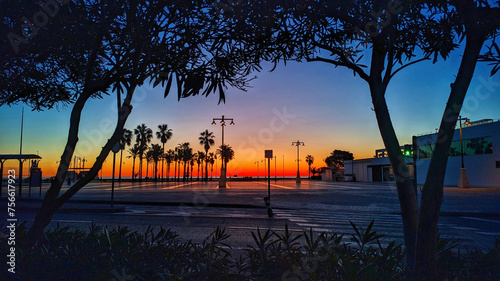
[165,149,175,181]
[127,144,140,181]
[208,152,215,180]
[156,124,173,181]
[199,130,215,181]
[190,159,195,181]
[149,144,163,181]
[179,142,193,181]
[311,167,319,178]
[134,124,153,181]
[305,155,314,179]
[216,144,235,177]
[145,150,153,181]
[174,146,180,182]
[119,128,132,181]
[197,151,206,181]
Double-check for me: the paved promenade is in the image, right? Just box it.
[2,180,500,250]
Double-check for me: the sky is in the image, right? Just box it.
[1,46,500,179]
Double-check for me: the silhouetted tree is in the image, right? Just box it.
[208,152,216,180]
[156,124,173,181]
[234,0,500,277]
[165,149,175,181]
[127,144,141,181]
[197,151,206,180]
[216,144,235,175]
[199,130,215,181]
[305,155,314,179]
[149,144,163,181]
[134,124,153,181]
[325,150,354,169]
[119,129,133,181]
[1,0,263,242]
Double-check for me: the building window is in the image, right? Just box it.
[418,136,493,159]
[496,161,500,168]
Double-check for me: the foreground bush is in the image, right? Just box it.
[1,221,499,280]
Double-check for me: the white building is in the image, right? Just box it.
[415,119,499,187]
[344,119,500,187]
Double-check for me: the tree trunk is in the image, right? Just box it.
[415,33,484,281]
[155,160,158,181]
[132,157,136,181]
[139,156,143,181]
[161,144,164,181]
[371,83,419,270]
[28,85,134,242]
[205,149,209,181]
[119,149,123,181]
[27,90,92,241]
[368,42,419,271]
[167,162,170,181]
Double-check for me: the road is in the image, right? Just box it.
[4,180,500,251]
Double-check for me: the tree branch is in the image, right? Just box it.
[306,56,369,81]
[390,57,430,80]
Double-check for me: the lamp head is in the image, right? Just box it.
[211,121,216,125]
[465,118,472,126]
[230,121,235,125]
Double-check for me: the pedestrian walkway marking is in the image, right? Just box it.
[162,183,196,189]
[476,231,500,236]
[256,181,295,189]
[462,217,500,224]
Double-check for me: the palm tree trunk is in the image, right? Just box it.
[161,144,165,181]
[119,149,123,181]
[132,157,136,181]
[183,161,187,181]
[205,149,209,181]
[167,162,170,181]
[139,156,143,181]
[174,161,177,182]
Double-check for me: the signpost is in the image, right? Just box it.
[264,150,273,217]
[111,142,120,207]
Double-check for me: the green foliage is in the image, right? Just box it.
[1,221,499,280]
[324,150,354,168]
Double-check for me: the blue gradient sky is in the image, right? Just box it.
[1,47,500,178]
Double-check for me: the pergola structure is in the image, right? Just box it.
[0,154,42,197]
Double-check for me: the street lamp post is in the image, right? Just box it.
[273,156,277,181]
[458,116,471,188]
[212,115,234,188]
[292,140,305,183]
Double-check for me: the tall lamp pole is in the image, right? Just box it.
[212,115,234,188]
[273,156,277,181]
[458,116,471,188]
[254,161,259,179]
[292,140,305,183]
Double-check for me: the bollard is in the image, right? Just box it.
[263,196,273,217]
